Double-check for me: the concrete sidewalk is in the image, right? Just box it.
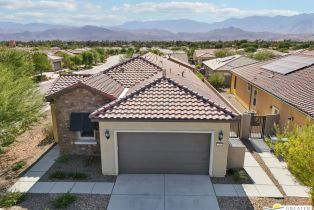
[259,152,309,197]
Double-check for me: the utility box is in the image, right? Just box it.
[227,138,245,169]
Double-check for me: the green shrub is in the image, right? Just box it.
[244,46,257,53]
[273,120,314,201]
[250,51,276,61]
[195,71,204,81]
[11,160,26,171]
[56,154,69,163]
[68,172,87,180]
[0,192,26,207]
[50,171,67,179]
[208,73,225,89]
[214,49,235,58]
[49,171,87,180]
[52,193,76,209]
[233,170,246,182]
[43,123,54,141]
[0,146,4,155]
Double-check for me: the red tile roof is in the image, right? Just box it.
[46,74,89,96]
[231,55,314,118]
[90,77,237,121]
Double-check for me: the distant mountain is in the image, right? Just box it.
[118,19,211,33]
[118,13,314,34]
[1,26,313,41]
[0,22,67,34]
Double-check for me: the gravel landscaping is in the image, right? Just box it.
[211,168,253,184]
[7,194,110,210]
[218,196,311,210]
[0,113,55,193]
[40,155,116,182]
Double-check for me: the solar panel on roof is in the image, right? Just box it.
[262,55,314,75]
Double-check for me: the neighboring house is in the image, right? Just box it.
[46,53,240,177]
[157,48,189,63]
[48,55,63,71]
[193,49,216,64]
[230,54,314,129]
[203,55,257,87]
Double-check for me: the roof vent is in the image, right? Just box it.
[162,68,166,77]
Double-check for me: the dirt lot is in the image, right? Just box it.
[8,194,109,210]
[0,112,55,193]
[218,196,312,210]
[40,155,116,182]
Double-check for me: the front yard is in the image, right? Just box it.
[0,113,55,193]
[40,155,116,183]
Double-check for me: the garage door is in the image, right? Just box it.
[118,132,211,174]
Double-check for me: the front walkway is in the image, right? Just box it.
[259,152,309,197]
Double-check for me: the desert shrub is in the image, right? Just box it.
[43,123,54,141]
[208,73,225,89]
[11,160,26,171]
[0,48,43,147]
[67,172,87,180]
[56,154,69,163]
[273,120,314,202]
[251,51,276,61]
[50,171,67,179]
[0,192,26,207]
[195,71,204,81]
[244,46,257,53]
[214,49,235,58]
[233,170,246,182]
[52,193,76,209]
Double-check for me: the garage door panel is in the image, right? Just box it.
[118,132,211,174]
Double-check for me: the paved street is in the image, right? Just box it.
[74,54,123,75]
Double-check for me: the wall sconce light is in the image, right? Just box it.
[288,116,294,121]
[105,129,110,140]
[218,130,223,141]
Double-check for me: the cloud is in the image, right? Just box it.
[112,1,299,17]
[0,0,77,10]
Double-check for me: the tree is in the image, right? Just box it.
[214,49,235,58]
[273,120,314,203]
[32,52,52,74]
[0,48,43,147]
[208,73,225,89]
[81,51,94,67]
[250,51,276,61]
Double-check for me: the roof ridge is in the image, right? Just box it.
[90,76,236,119]
[103,55,163,74]
[163,77,236,117]
[90,77,164,118]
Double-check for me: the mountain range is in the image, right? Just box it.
[1,13,314,41]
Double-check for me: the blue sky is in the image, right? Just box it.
[0,0,313,26]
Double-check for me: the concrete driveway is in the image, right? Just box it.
[108,174,220,210]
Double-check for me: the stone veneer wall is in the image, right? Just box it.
[53,87,111,155]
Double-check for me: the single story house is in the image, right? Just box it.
[157,48,189,63]
[46,53,240,177]
[230,54,314,129]
[48,55,63,71]
[193,49,216,64]
[203,55,257,87]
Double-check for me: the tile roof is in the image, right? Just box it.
[231,55,314,118]
[142,53,233,110]
[90,77,237,121]
[194,49,216,58]
[46,74,89,96]
[103,56,162,88]
[203,55,257,72]
[81,73,124,98]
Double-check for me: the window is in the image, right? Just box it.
[252,90,257,106]
[69,112,96,144]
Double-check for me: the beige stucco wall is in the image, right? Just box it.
[98,121,230,177]
[231,75,308,129]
